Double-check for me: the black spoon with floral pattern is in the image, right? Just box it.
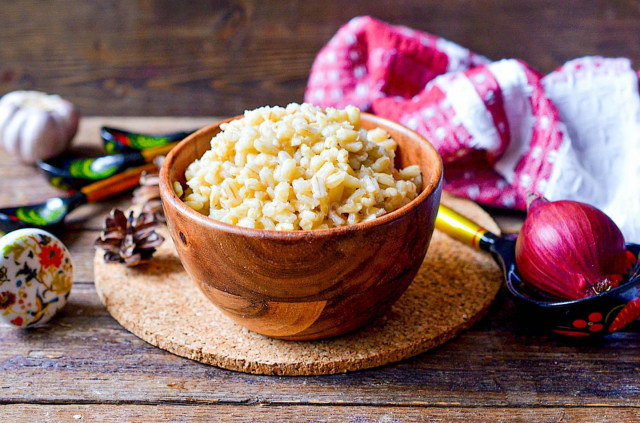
[436,203,640,337]
[0,163,157,235]
[101,126,196,154]
[37,141,177,191]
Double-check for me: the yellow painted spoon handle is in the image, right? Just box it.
[435,204,498,251]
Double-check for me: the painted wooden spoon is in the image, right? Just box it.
[0,163,157,235]
[101,126,195,154]
[436,203,640,337]
[37,141,177,190]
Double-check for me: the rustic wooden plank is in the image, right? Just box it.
[1,404,639,422]
[61,229,101,283]
[1,284,639,407]
[2,1,640,116]
[1,117,638,415]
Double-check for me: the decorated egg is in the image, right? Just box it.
[0,228,73,327]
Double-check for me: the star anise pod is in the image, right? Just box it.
[94,208,164,267]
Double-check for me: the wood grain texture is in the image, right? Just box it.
[93,194,501,375]
[1,405,639,422]
[1,117,639,421]
[1,284,640,407]
[2,1,640,116]
[160,113,443,340]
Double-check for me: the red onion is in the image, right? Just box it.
[515,195,628,300]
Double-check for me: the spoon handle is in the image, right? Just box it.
[140,141,180,162]
[435,204,500,252]
[80,163,158,203]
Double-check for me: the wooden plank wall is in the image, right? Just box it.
[1,0,639,117]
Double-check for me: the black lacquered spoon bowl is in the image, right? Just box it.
[101,126,196,154]
[436,204,640,337]
[0,163,157,235]
[37,141,177,190]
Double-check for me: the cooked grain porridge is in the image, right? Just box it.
[181,103,422,230]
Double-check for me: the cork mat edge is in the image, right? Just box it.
[95,193,502,376]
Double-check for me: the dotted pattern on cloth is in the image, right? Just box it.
[304,16,640,242]
[95,194,502,375]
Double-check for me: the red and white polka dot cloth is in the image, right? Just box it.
[305,16,640,242]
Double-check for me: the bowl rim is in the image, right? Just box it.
[159,111,443,239]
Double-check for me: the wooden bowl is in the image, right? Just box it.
[159,113,443,341]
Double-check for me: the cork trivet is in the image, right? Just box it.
[95,193,502,375]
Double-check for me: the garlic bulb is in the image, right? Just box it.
[0,91,79,164]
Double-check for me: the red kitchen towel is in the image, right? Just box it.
[304,16,640,242]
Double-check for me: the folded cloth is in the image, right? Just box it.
[304,16,640,242]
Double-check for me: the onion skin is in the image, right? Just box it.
[515,196,627,300]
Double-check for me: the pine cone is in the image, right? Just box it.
[133,170,165,223]
[94,208,164,267]
[132,155,165,223]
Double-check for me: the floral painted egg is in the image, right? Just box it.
[0,228,73,327]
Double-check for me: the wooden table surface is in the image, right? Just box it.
[1,117,639,422]
[5,1,640,117]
